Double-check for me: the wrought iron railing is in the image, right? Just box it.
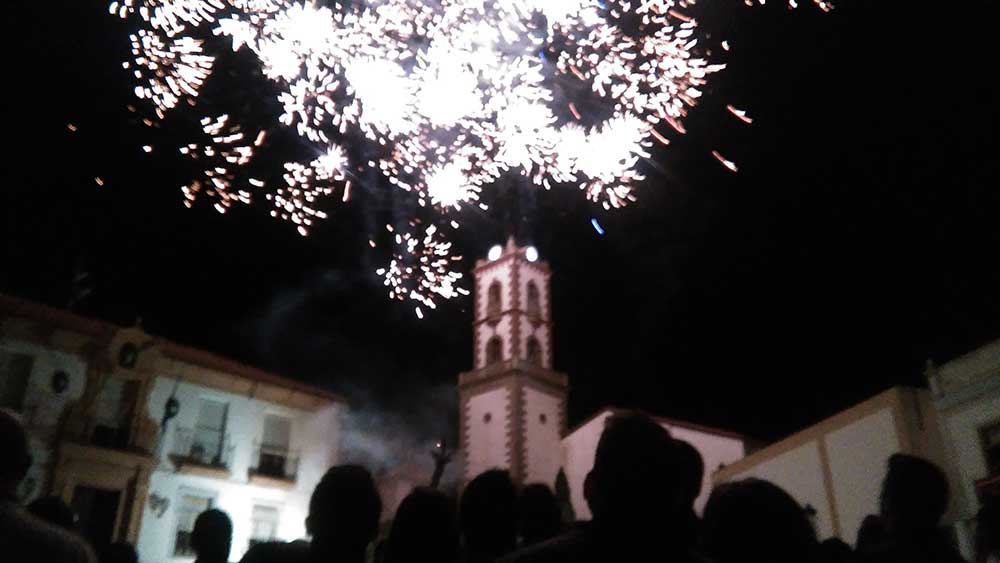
[249,442,299,482]
[170,426,233,469]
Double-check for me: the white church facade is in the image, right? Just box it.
[0,295,345,562]
[457,239,747,515]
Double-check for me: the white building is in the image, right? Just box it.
[0,295,345,563]
[457,239,746,517]
[712,387,954,547]
[927,340,1000,557]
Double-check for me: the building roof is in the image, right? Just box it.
[932,337,1000,396]
[566,405,745,441]
[0,293,346,405]
[0,294,113,338]
[712,386,918,482]
[158,340,346,404]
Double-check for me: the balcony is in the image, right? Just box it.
[248,443,299,489]
[168,427,233,479]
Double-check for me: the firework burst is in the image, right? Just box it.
[111,0,829,314]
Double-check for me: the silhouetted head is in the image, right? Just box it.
[307,465,382,555]
[384,487,458,563]
[584,412,678,530]
[702,478,818,563]
[460,469,517,561]
[879,454,949,533]
[518,483,562,547]
[673,439,705,510]
[0,408,32,498]
[27,495,77,530]
[100,541,138,563]
[192,508,232,563]
[820,537,855,563]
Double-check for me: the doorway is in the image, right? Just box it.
[72,486,121,550]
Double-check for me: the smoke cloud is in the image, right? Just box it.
[241,269,466,486]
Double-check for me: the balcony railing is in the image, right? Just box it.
[169,426,233,471]
[249,442,299,483]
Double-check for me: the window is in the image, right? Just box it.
[527,282,541,317]
[249,504,280,548]
[526,337,542,366]
[191,398,228,465]
[487,281,502,317]
[257,414,292,478]
[0,351,34,411]
[981,419,1000,476]
[486,336,503,365]
[174,491,213,557]
[91,377,129,449]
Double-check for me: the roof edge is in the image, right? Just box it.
[0,293,347,406]
[566,405,745,441]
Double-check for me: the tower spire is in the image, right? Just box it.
[457,241,568,485]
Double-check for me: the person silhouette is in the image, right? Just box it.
[27,495,78,531]
[241,464,381,563]
[821,537,858,563]
[518,484,562,547]
[99,541,138,563]
[856,515,887,554]
[976,496,999,563]
[858,454,964,563]
[192,509,232,563]
[0,408,96,563]
[701,478,820,563]
[501,411,697,563]
[460,469,518,563]
[383,487,458,563]
[672,439,705,551]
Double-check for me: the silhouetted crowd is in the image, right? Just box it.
[2,408,998,563]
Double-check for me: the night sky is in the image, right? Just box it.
[2,0,999,448]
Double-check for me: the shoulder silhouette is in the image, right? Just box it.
[1,409,97,563]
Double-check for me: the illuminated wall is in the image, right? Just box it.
[463,386,512,479]
[714,387,950,547]
[931,338,1000,559]
[137,377,342,562]
[0,339,89,502]
[522,386,563,485]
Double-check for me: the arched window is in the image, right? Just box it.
[487,281,502,318]
[526,337,542,366]
[526,282,541,318]
[486,336,503,365]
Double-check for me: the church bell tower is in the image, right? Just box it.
[458,238,568,486]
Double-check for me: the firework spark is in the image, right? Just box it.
[376,223,469,314]
[726,104,754,124]
[126,29,214,116]
[111,0,828,310]
[179,114,257,213]
[711,150,738,173]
